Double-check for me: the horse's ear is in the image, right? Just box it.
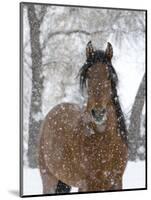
[105,42,113,61]
[86,41,94,60]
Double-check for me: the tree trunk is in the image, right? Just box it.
[128,73,146,161]
[27,5,44,168]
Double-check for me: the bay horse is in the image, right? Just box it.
[38,41,128,194]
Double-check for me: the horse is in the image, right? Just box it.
[38,41,128,194]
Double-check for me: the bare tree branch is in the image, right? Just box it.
[39,5,47,24]
[41,29,112,50]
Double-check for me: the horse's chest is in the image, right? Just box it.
[43,104,127,187]
[67,131,122,167]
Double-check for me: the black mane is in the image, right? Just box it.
[79,50,128,145]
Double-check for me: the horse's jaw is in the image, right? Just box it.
[84,122,106,137]
[95,123,106,133]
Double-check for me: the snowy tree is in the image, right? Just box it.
[128,73,146,161]
[27,4,47,168]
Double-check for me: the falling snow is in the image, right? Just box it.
[22,4,146,196]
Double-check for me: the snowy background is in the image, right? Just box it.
[22,3,146,196]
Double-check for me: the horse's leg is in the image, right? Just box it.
[79,184,102,193]
[78,182,90,192]
[39,138,58,194]
[110,178,122,190]
[40,167,58,194]
[55,181,71,194]
[39,150,71,194]
[82,179,122,192]
[79,187,87,192]
[39,147,71,194]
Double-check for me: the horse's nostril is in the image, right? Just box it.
[91,107,107,123]
[91,109,95,116]
[101,108,106,114]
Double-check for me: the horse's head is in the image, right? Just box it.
[80,41,117,124]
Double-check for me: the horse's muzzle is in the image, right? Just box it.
[91,107,107,125]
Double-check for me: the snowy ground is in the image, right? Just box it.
[23,161,146,196]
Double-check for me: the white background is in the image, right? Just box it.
[0,0,150,199]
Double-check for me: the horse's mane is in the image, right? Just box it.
[79,50,128,145]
